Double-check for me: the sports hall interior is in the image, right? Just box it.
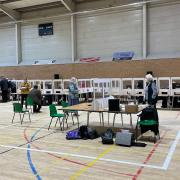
[0,0,180,180]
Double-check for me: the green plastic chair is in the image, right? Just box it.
[12,103,31,124]
[49,104,66,130]
[61,101,79,128]
[136,117,159,143]
[27,96,34,113]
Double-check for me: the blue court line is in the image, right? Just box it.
[27,125,48,180]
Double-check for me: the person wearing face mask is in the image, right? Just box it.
[144,74,158,107]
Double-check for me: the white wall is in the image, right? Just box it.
[148,2,180,58]
[21,18,72,64]
[0,1,180,66]
[76,9,142,60]
[0,25,16,65]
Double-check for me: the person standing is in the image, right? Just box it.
[0,76,9,102]
[20,78,31,108]
[144,74,158,106]
[68,77,79,106]
[8,79,17,101]
[28,85,42,113]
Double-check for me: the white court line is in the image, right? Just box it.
[0,144,163,170]
[0,131,179,171]
[162,130,180,170]
[0,124,17,129]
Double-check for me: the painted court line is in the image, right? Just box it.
[0,130,179,171]
[70,145,115,179]
[0,144,164,170]
[0,124,17,129]
[162,130,180,170]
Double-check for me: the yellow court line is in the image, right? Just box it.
[39,146,82,175]
[70,144,115,180]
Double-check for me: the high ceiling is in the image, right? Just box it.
[0,0,173,21]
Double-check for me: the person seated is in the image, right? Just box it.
[28,85,42,113]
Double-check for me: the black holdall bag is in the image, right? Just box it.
[101,128,114,144]
[79,125,98,140]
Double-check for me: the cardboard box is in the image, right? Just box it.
[125,105,138,113]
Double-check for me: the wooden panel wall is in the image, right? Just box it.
[0,58,180,80]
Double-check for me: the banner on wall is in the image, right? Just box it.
[79,57,101,62]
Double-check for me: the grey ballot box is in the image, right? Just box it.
[115,132,134,146]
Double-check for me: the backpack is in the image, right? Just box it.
[66,129,81,140]
[101,128,114,144]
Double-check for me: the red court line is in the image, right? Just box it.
[132,131,167,180]
[23,128,134,177]
[175,112,180,119]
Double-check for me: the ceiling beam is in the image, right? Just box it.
[0,4,20,21]
[60,0,75,12]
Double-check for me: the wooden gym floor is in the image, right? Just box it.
[0,102,180,180]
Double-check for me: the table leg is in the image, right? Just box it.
[130,113,133,127]
[102,112,104,126]
[87,112,90,126]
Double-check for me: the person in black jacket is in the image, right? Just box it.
[8,79,17,100]
[144,74,158,106]
[0,76,9,102]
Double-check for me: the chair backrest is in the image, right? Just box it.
[13,103,23,112]
[27,96,34,105]
[49,104,57,116]
[61,101,69,108]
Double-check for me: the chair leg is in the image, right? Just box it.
[65,112,68,123]
[21,113,25,124]
[58,117,62,131]
[28,112,31,122]
[66,116,69,129]
[19,113,21,123]
[12,113,15,123]
[48,117,53,130]
[55,118,58,127]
